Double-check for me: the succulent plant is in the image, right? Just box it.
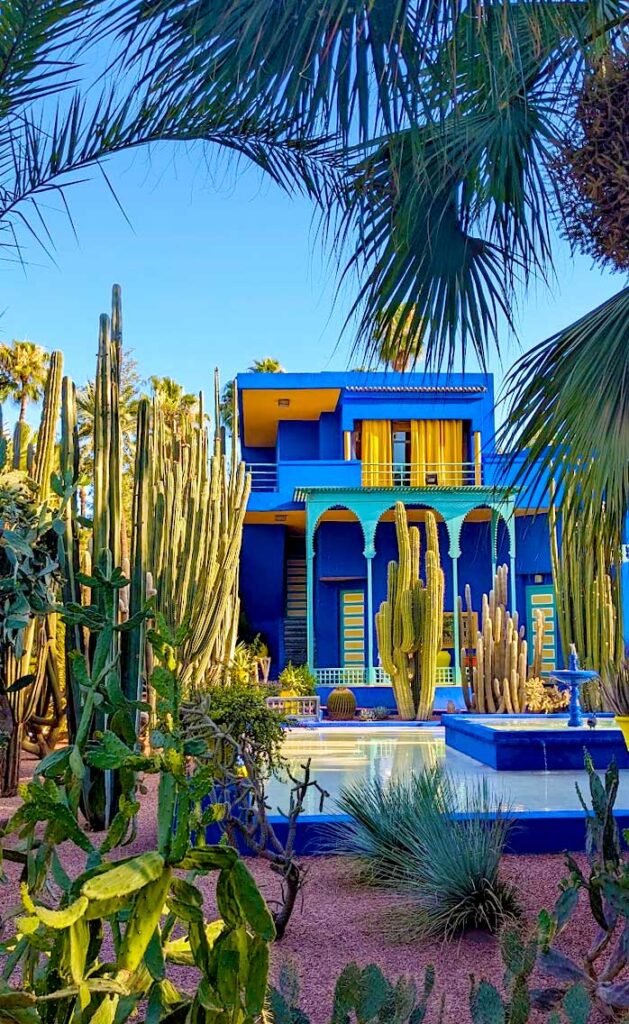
[326,686,357,721]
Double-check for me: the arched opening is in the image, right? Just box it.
[311,505,367,682]
[372,503,452,682]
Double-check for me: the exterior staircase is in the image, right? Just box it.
[283,617,307,666]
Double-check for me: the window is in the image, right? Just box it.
[392,422,410,484]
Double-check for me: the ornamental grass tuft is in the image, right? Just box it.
[335,765,520,940]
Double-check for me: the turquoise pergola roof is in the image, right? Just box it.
[295,484,516,559]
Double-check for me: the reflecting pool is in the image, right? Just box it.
[265,725,629,817]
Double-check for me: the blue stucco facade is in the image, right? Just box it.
[236,370,576,689]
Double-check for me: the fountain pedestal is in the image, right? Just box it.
[550,649,599,728]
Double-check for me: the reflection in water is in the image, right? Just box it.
[265,725,629,818]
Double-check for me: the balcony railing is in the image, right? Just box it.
[245,459,481,492]
[361,461,480,487]
[246,463,278,491]
[314,666,455,687]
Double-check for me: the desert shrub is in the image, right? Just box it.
[525,677,569,713]
[184,683,285,774]
[335,765,519,939]
[228,640,259,685]
[278,662,317,696]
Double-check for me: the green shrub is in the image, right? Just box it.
[278,662,317,696]
[335,765,519,939]
[188,683,285,774]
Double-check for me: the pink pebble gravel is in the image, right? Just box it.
[0,762,616,1023]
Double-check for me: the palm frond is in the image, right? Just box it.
[107,0,431,145]
[500,284,629,542]
[333,0,625,369]
[0,0,103,112]
[0,85,338,258]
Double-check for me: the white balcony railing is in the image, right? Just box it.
[245,460,481,492]
[314,666,456,687]
[246,463,277,491]
[361,461,480,487]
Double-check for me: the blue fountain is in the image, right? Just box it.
[550,645,600,728]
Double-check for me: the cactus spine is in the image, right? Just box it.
[459,564,535,713]
[375,502,444,720]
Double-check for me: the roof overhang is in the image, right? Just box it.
[241,387,341,447]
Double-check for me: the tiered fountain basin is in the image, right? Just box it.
[444,713,629,771]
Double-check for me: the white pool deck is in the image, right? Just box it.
[266,725,629,817]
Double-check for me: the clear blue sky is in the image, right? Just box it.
[1,143,622,425]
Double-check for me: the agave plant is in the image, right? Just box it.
[600,660,629,715]
[335,766,519,939]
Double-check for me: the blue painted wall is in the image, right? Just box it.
[314,520,366,667]
[240,525,286,668]
[278,421,319,460]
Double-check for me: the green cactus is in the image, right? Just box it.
[55,285,249,825]
[375,502,444,720]
[0,353,66,794]
[550,484,622,708]
[326,686,357,720]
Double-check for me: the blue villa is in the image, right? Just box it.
[236,370,625,709]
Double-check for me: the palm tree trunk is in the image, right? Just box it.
[18,392,27,423]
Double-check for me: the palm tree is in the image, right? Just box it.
[0,341,49,422]
[248,358,284,373]
[221,358,284,431]
[374,307,424,371]
[149,376,198,431]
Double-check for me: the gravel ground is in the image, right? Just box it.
[0,763,612,1023]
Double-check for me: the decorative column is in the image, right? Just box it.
[343,430,352,460]
[450,547,461,684]
[305,501,316,673]
[306,547,315,670]
[509,521,517,614]
[365,546,375,684]
[473,431,482,485]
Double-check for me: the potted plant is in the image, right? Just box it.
[601,661,629,747]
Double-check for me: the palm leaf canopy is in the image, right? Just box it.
[114,0,625,368]
[500,285,629,543]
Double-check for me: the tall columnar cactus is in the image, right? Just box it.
[147,368,250,691]
[459,565,538,713]
[549,491,622,676]
[375,502,444,720]
[56,286,249,825]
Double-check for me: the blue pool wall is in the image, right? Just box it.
[444,713,629,771]
[315,684,466,712]
[204,807,629,857]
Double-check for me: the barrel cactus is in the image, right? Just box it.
[326,687,357,721]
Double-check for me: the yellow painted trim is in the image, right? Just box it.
[244,511,306,527]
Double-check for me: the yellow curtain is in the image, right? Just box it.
[410,420,463,485]
[361,420,393,486]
